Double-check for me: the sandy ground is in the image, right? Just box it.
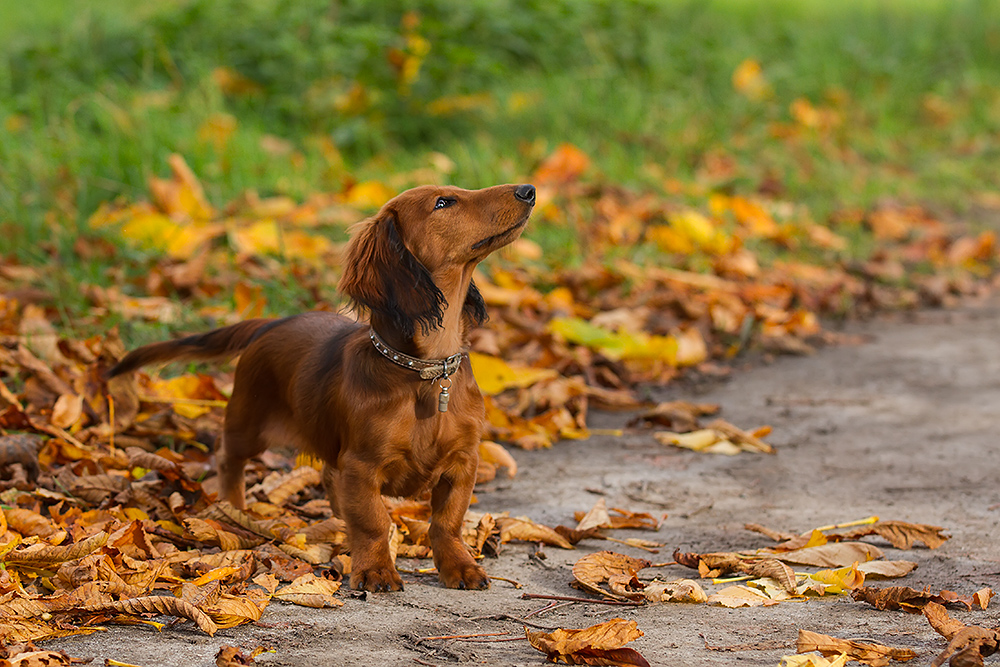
[51,298,1000,666]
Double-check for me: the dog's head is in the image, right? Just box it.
[339,183,535,338]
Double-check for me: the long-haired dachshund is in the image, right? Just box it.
[107,183,536,591]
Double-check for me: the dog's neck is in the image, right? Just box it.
[368,265,473,361]
[412,264,473,359]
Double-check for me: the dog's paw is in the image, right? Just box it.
[350,566,404,592]
[438,561,490,590]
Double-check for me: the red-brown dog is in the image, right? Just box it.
[108,183,535,591]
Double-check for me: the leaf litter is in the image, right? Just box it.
[2,115,1000,663]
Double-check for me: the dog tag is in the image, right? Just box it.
[438,385,450,413]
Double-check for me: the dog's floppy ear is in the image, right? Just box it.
[339,208,445,338]
[463,280,488,329]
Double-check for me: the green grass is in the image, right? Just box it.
[1,0,999,329]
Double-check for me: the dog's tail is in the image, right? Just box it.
[106,318,288,378]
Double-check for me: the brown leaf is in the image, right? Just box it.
[272,573,343,608]
[0,434,42,482]
[495,517,574,549]
[216,645,257,667]
[264,466,322,506]
[741,559,797,594]
[5,531,109,567]
[838,521,948,549]
[796,629,918,666]
[572,551,650,600]
[630,400,719,431]
[2,648,74,666]
[576,498,613,532]
[525,618,649,667]
[608,576,707,603]
[671,549,792,590]
[83,595,218,636]
[770,542,884,567]
[932,626,1000,667]
[924,601,968,641]
[203,590,270,628]
[126,447,180,474]
[851,585,965,612]
[973,588,993,610]
[3,508,59,540]
[707,585,777,608]
[705,419,775,453]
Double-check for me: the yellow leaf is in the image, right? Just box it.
[548,317,678,364]
[469,352,558,395]
[732,58,771,101]
[810,563,866,594]
[149,154,214,220]
[147,374,226,419]
[667,209,733,255]
[282,230,333,261]
[343,181,395,209]
[230,219,281,256]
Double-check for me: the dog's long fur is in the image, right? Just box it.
[107,183,535,591]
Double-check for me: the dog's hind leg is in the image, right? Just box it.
[215,428,260,510]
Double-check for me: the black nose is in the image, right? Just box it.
[514,183,535,204]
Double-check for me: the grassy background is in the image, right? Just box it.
[1,0,999,315]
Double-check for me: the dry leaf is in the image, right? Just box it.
[796,629,918,666]
[264,466,322,506]
[923,602,967,641]
[780,654,850,667]
[273,573,343,608]
[495,517,574,549]
[576,498,613,532]
[608,576,707,604]
[526,618,649,667]
[83,596,218,636]
[837,521,948,549]
[770,542,883,567]
[707,585,777,608]
[572,551,651,600]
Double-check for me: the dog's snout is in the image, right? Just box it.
[514,183,536,204]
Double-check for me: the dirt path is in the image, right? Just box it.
[53,299,1000,666]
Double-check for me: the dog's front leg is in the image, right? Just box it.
[335,462,404,592]
[429,454,489,590]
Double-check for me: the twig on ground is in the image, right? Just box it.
[418,632,510,643]
[488,575,523,589]
[464,613,560,631]
[520,593,643,607]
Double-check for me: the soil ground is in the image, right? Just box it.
[51,298,1000,666]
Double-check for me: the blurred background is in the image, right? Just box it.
[0,0,998,340]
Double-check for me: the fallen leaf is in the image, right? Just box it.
[572,551,651,600]
[707,585,777,608]
[796,629,918,666]
[272,573,343,608]
[525,618,649,667]
[495,517,574,550]
[576,498,613,532]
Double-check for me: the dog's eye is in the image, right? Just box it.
[434,197,456,210]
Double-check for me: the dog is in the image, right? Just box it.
[107,183,536,591]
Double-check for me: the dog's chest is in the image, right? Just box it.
[379,411,478,497]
